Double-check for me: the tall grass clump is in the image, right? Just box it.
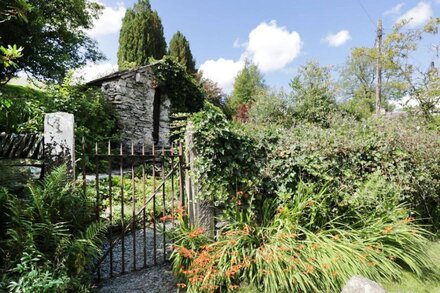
[170,182,434,292]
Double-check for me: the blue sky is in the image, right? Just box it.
[83,0,440,93]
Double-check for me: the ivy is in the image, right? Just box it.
[189,103,265,202]
[150,56,204,113]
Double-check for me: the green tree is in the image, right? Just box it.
[0,0,104,83]
[381,18,440,117]
[117,0,166,70]
[168,31,196,73]
[289,60,337,125]
[228,61,265,114]
[338,48,395,119]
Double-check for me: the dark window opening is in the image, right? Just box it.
[152,87,161,144]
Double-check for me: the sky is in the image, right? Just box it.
[80,0,440,94]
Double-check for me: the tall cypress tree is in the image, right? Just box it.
[117,0,166,69]
[168,31,196,73]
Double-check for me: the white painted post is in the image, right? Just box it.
[44,112,75,178]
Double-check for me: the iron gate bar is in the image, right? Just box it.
[120,143,125,274]
[152,144,157,266]
[84,142,186,281]
[93,160,180,270]
[170,145,175,227]
[142,143,147,268]
[95,143,101,281]
[161,146,166,262]
[131,142,136,271]
[108,141,113,278]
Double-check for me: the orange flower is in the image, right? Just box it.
[242,225,252,236]
[311,243,319,250]
[228,284,239,290]
[174,205,187,216]
[176,246,195,259]
[322,263,331,270]
[188,227,205,238]
[331,234,340,240]
[305,265,315,274]
[298,244,306,249]
[160,215,173,222]
[402,217,415,224]
[176,283,187,288]
[383,225,393,234]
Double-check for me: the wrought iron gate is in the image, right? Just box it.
[78,140,185,281]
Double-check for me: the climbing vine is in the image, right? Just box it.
[150,56,204,113]
[189,103,265,202]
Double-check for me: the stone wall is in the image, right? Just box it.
[97,66,170,148]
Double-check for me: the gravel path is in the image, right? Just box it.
[98,263,176,293]
[97,227,178,292]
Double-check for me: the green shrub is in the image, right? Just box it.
[0,74,119,146]
[0,165,107,292]
[0,84,46,133]
[266,116,440,229]
[190,103,265,202]
[170,183,433,292]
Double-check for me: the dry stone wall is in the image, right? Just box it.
[98,66,170,149]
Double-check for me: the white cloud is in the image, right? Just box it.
[323,30,351,47]
[88,2,126,37]
[397,2,432,27]
[199,21,302,92]
[244,20,302,72]
[199,59,244,94]
[233,38,247,48]
[384,3,405,15]
[73,62,118,83]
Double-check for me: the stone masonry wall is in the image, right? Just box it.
[99,66,170,148]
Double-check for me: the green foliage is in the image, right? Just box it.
[117,0,166,69]
[0,0,104,82]
[289,60,338,126]
[44,74,119,145]
[0,75,119,147]
[228,62,265,115]
[189,103,440,229]
[150,56,204,113]
[171,183,434,292]
[0,44,23,70]
[189,103,264,202]
[168,31,196,73]
[196,74,225,108]
[381,18,439,117]
[266,116,440,228]
[7,252,70,293]
[247,90,292,126]
[0,166,107,292]
[0,84,46,132]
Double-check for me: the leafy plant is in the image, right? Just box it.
[170,183,434,292]
[0,165,107,292]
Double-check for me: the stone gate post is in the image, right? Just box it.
[44,112,75,178]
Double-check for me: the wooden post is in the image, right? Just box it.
[375,19,383,115]
[184,122,215,235]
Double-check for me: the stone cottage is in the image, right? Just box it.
[87,64,170,148]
